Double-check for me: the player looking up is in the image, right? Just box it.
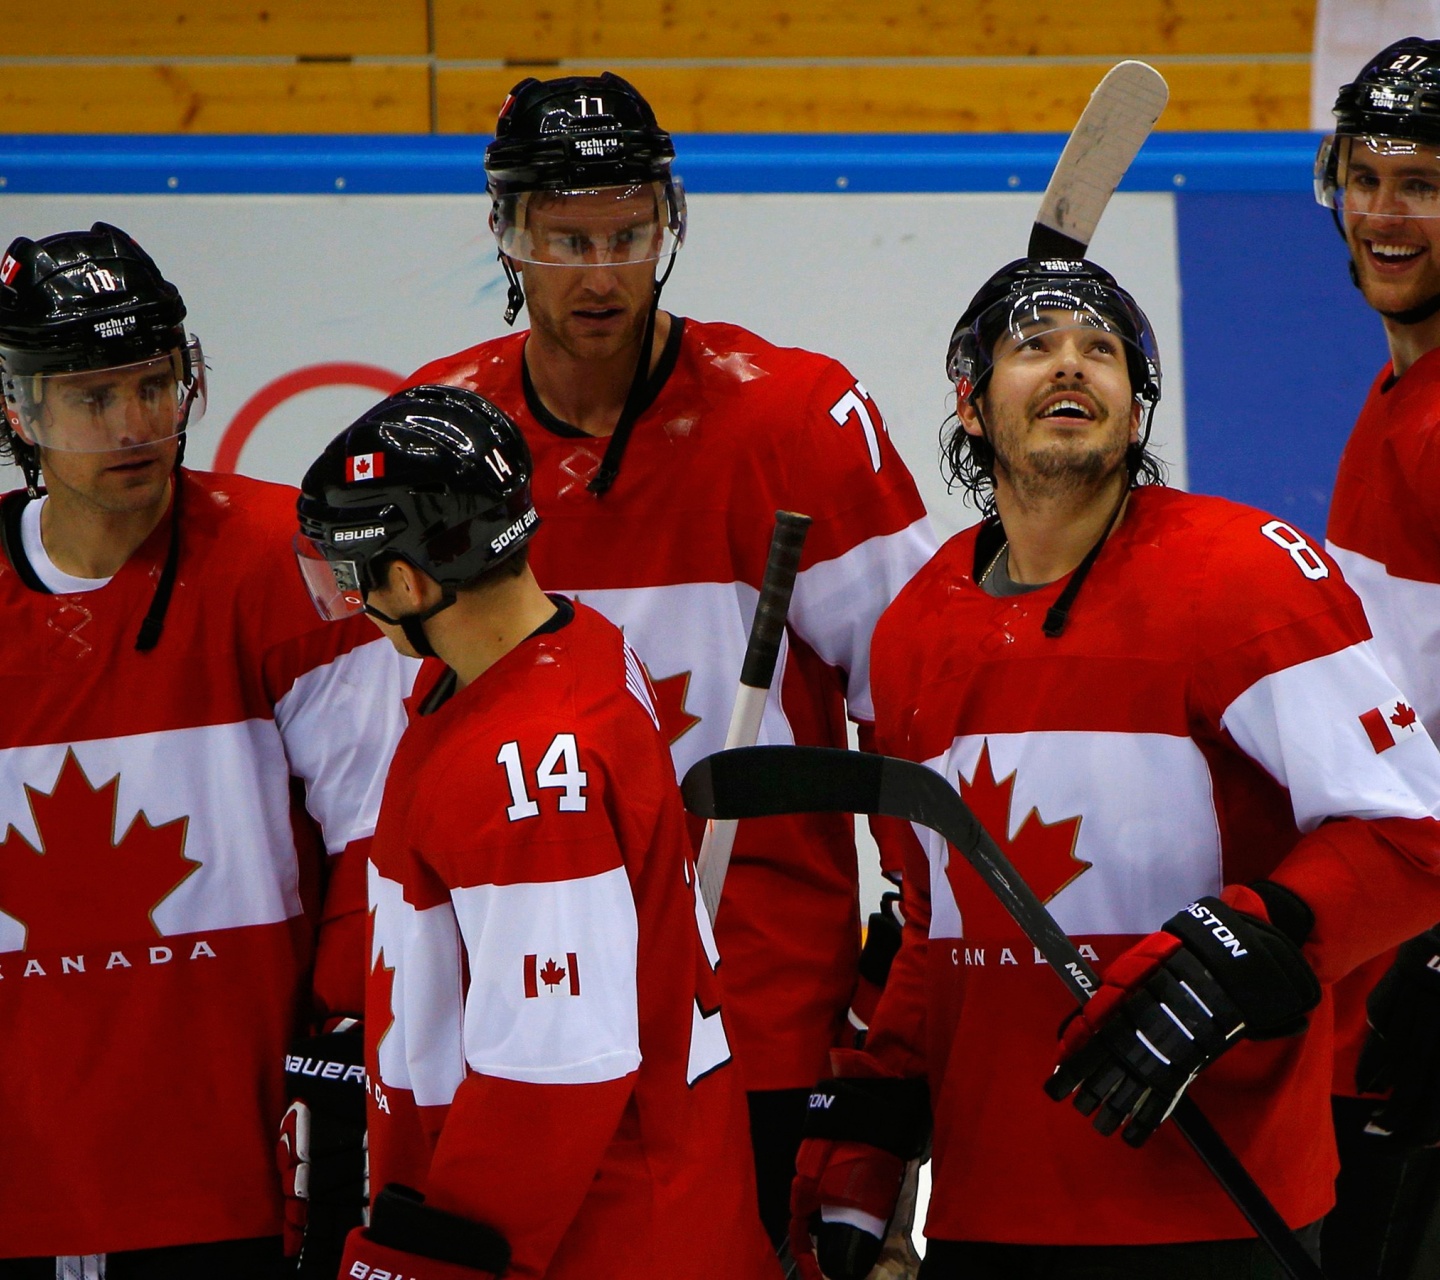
[1316,35,1440,1279]
[788,257,1440,1280]
[0,224,413,1277]
[295,384,780,1280]
[406,71,937,1249]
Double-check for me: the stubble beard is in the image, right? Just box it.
[987,397,1130,505]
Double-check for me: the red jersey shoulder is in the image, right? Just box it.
[1135,488,1370,655]
[408,334,525,403]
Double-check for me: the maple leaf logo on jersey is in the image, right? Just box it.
[368,931,398,1060]
[0,750,196,953]
[643,665,702,744]
[948,741,1089,940]
[524,951,581,996]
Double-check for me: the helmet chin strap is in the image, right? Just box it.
[365,588,457,660]
[501,254,526,327]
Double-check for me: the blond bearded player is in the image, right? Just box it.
[407,72,937,1253]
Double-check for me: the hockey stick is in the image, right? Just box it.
[682,746,1325,1280]
[695,511,812,923]
[1028,60,1169,260]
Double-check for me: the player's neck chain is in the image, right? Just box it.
[979,540,1009,588]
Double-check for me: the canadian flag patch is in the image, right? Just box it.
[0,254,19,286]
[1360,698,1422,753]
[524,952,581,998]
[346,453,383,482]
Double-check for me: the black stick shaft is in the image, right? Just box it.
[682,746,1324,1280]
[740,511,811,689]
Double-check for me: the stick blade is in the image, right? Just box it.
[1029,60,1169,259]
[681,746,883,820]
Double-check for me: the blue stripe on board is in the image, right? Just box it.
[0,132,1325,195]
[1176,191,1386,538]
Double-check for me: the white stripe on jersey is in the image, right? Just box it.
[920,733,1221,940]
[788,517,936,722]
[370,862,466,1107]
[1220,640,1440,829]
[559,581,797,776]
[0,721,302,950]
[622,641,661,731]
[275,639,418,854]
[450,868,641,1086]
[1326,543,1440,739]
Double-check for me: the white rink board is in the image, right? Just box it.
[0,192,1185,540]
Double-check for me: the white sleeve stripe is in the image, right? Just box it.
[1219,640,1440,830]
[623,642,661,730]
[788,518,937,721]
[452,867,641,1086]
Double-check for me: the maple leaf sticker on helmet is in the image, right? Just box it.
[0,749,196,954]
[949,741,1089,941]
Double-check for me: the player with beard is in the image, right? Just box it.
[782,258,1440,1280]
[407,72,936,1254]
[1316,35,1440,1280]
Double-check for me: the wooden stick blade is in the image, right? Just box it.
[1029,60,1169,259]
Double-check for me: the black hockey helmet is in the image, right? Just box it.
[946,258,1161,412]
[1332,38,1440,147]
[0,222,206,462]
[486,72,679,198]
[1316,37,1440,215]
[484,73,686,326]
[1316,38,1440,321]
[295,384,539,625]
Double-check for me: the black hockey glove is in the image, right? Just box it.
[278,1019,368,1278]
[842,891,905,1049]
[339,1184,511,1280]
[1046,882,1320,1147]
[790,1070,929,1280]
[1356,924,1440,1149]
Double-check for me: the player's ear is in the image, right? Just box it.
[956,385,985,439]
[1128,396,1142,443]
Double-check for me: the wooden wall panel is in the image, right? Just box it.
[434,0,1314,61]
[0,65,431,133]
[23,1,428,57]
[437,61,1310,134]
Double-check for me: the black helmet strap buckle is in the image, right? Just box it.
[501,253,526,327]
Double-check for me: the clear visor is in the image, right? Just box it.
[1316,134,1440,219]
[294,533,367,622]
[949,293,1158,397]
[2,336,207,454]
[492,179,686,266]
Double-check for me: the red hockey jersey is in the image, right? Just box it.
[866,486,1440,1245]
[1326,347,1440,1094]
[0,471,414,1258]
[365,601,780,1279]
[409,320,935,1089]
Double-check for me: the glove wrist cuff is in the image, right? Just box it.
[802,1077,929,1159]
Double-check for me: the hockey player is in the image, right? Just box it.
[0,224,412,1276]
[293,384,782,1280]
[405,72,937,1247]
[1315,36,1440,1279]
[787,258,1440,1279]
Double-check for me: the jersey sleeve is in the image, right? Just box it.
[377,713,645,1274]
[781,360,937,724]
[1191,514,1440,981]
